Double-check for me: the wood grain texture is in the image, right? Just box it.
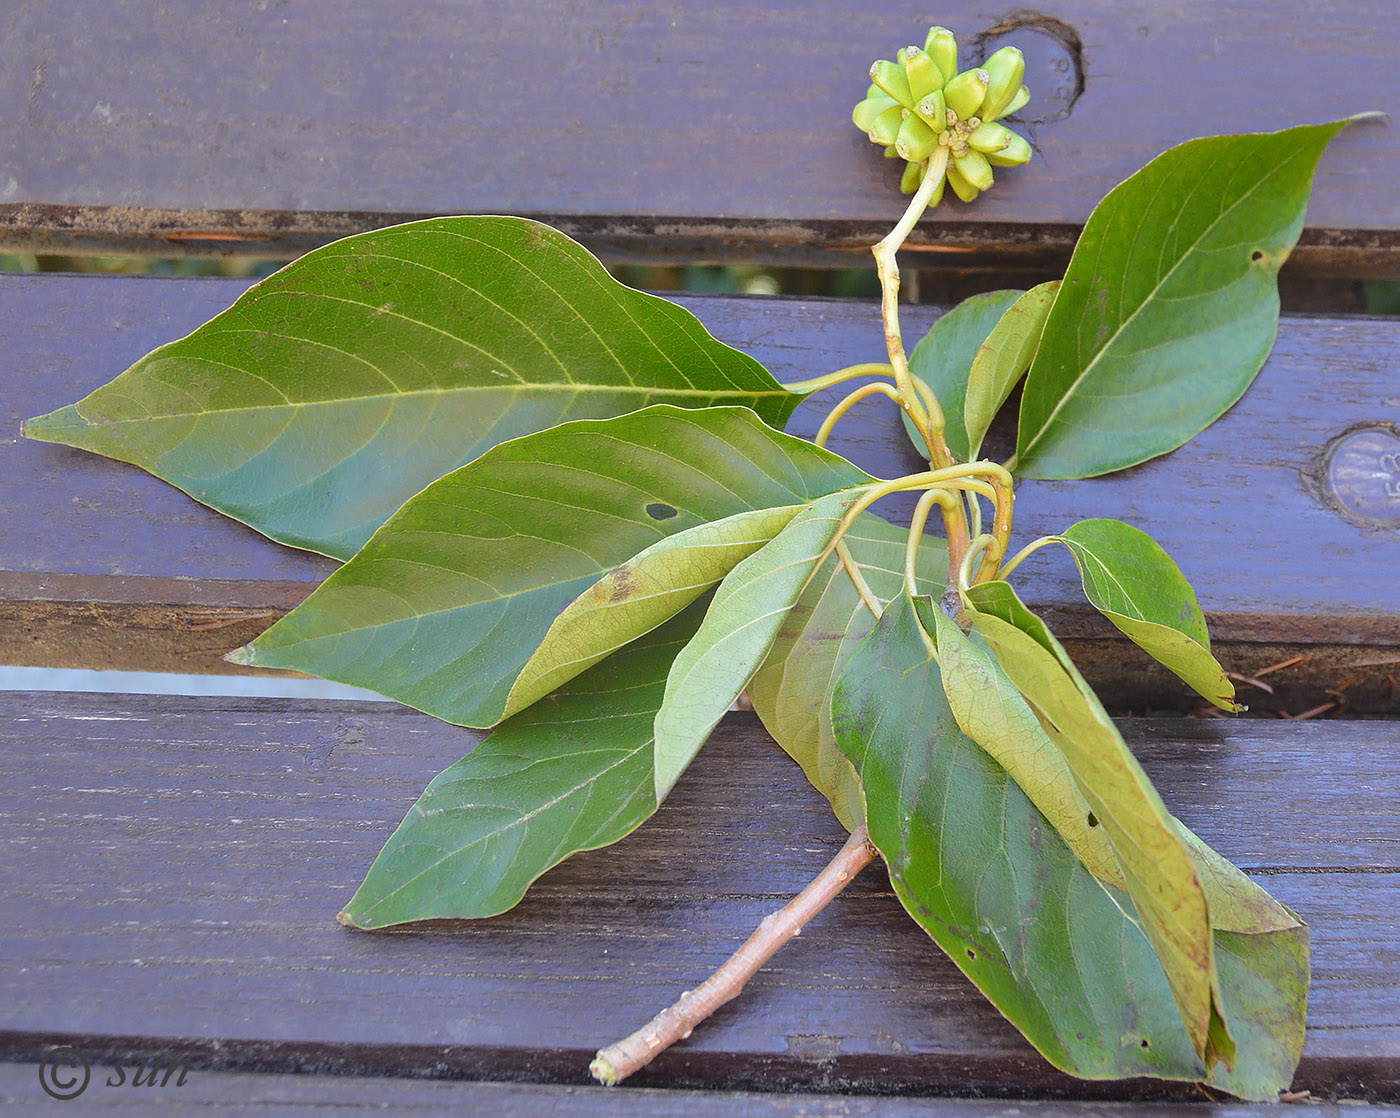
[3,1062,1392,1116]
[1,697,1396,1100]
[3,273,1397,711]
[1,1063,1394,1116]
[0,1,1395,271]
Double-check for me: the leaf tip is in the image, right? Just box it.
[223,645,257,667]
[20,405,81,442]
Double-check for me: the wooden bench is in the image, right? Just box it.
[2,2,1397,1111]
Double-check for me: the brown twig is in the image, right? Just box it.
[1253,653,1311,678]
[1345,654,1400,668]
[590,824,878,1086]
[1225,670,1275,695]
[1278,700,1338,721]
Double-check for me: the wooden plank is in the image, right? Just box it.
[2,1062,1389,1115]
[0,1062,1390,1116]
[0,1,1395,273]
[3,273,1398,712]
[1,697,1396,1100]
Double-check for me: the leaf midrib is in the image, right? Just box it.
[48,381,793,431]
[1018,141,1306,464]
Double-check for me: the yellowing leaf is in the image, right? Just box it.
[503,505,803,719]
[653,490,861,799]
[1058,519,1238,711]
[921,599,1122,886]
[963,580,1231,1071]
[963,281,1059,459]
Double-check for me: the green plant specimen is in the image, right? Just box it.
[26,24,1374,1100]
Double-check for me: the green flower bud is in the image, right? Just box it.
[978,46,1026,120]
[869,60,914,108]
[900,159,925,194]
[954,149,994,191]
[945,161,981,203]
[967,120,1012,153]
[944,68,988,120]
[853,92,898,130]
[895,114,939,163]
[884,143,903,160]
[853,97,905,145]
[1001,84,1031,117]
[915,90,947,131]
[986,130,1033,166]
[922,26,958,85]
[898,45,946,102]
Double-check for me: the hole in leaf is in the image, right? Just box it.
[1140,1039,1150,1049]
[1086,812,1099,828]
[1251,250,1265,263]
[966,948,977,961]
[645,502,679,521]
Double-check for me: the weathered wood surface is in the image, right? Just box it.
[0,1,1395,273]
[1,697,1396,1101]
[3,1063,1394,1116]
[3,273,1398,712]
[1,1063,1394,1117]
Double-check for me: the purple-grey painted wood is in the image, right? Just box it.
[0,1060,1390,1114]
[4,1061,1391,1115]
[1,697,1396,1099]
[3,273,1397,711]
[0,1,1394,270]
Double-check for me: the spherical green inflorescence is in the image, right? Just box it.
[853,28,1032,202]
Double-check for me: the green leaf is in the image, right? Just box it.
[831,594,1304,1098]
[652,490,864,799]
[340,601,708,928]
[919,600,1122,885]
[1014,120,1361,479]
[502,505,804,720]
[24,216,800,559]
[1057,519,1238,711]
[748,513,948,830]
[232,406,870,727]
[963,281,1059,459]
[903,289,1024,459]
[961,580,1230,1069]
[925,598,1300,935]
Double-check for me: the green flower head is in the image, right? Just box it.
[853,28,1032,202]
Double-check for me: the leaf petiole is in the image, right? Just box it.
[958,533,1003,594]
[779,362,897,395]
[996,534,1061,582]
[836,538,883,619]
[813,381,906,448]
[905,488,959,600]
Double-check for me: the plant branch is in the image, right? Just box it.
[873,147,952,468]
[590,824,878,1086]
[976,475,1016,584]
